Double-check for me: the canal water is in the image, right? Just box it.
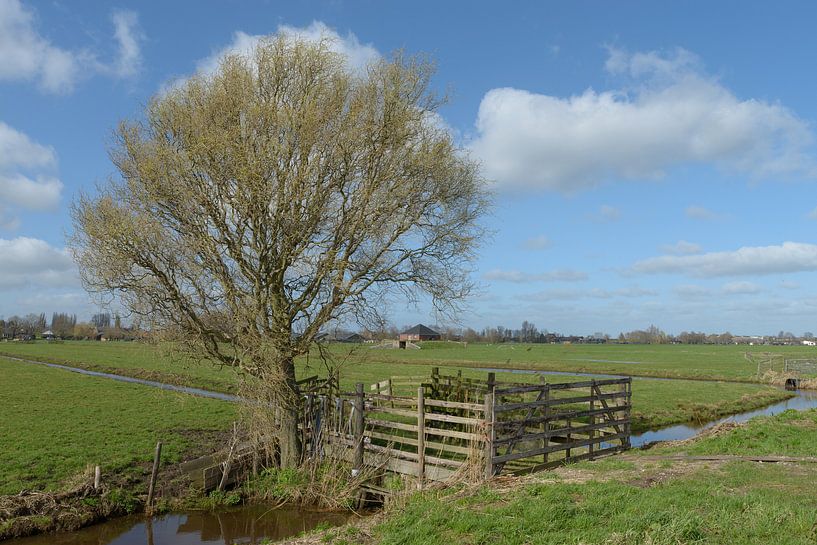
[9,505,352,545]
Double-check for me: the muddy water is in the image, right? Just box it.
[9,505,352,545]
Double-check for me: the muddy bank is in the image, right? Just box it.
[0,483,138,540]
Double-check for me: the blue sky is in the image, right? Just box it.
[3,0,817,336]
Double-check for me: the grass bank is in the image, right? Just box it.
[306,410,817,545]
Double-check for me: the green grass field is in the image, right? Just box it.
[2,339,813,389]
[0,355,236,495]
[324,411,817,545]
[0,341,794,434]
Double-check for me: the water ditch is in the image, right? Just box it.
[8,505,353,545]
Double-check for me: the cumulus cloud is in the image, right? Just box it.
[0,1,143,93]
[0,237,78,289]
[0,0,82,92]
[632,242,817,278]
[522,235,552,250]
[660,240,701,255]
[0,122,63,227]
[484,268,588,283]
[174,21,379,88]
[469,47,815,192]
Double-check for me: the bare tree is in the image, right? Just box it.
[70,36,489,467]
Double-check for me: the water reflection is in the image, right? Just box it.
[10,506,351,545]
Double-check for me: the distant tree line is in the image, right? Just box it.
[1,311,137,341]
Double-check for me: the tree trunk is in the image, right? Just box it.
[277,358,303,468]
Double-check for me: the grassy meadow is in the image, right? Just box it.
[0,355,236,495]
[324,410,817,545]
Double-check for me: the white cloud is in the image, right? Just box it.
[187,21,379,83]
[522,234,551,250]
[632,242,817,278]
[108,10,143,78]
[685,205,722,221]
[0,1,142,93]
[0,122,63,227]
[0,0,82,93]
[484,268,588,283]
[0,121,55,169]
[0,173,62,211]
[722,281,762,295]
[469,47,815,192]
[660,240,701,255]
[808,206,817,220]
[0,237,78,289]
[780,279,800,290]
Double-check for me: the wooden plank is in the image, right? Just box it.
[366,406,418,419]
[424,412,482,425]
[592,383,625,435]
[367,418,418,434]
[494,391,626,413]
[424,398,484,411]
[363,443,464,468]
[417,386,425,485]
[492,432,628,464]
[494,418,631,446]
[366,393,416,405]
[495,378,629,395]
[495,406,628,428]
[365,431,475,456]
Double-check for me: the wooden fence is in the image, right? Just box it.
[301,371,631,483]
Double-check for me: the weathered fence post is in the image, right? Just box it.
[624,378,632,448]
[146,441,162,513]
[431,367,440,397]
[589,380,596,458]
[487,372,496,395]
[93,465,101,490]
[483,391,495,479]
[417,386,426,488]
[540,376,548,464]
[353,383,365,475]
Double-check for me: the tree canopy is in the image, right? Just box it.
[70,35,489,465]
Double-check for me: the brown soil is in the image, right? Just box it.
[0,483,133,540]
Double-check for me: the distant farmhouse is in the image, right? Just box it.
[400,324,441,342]
[317,330,365,343]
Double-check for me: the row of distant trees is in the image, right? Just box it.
[361,321,815,345]
[0,312,135,340]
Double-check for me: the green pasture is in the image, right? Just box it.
[0,356,236,495]
[361,409,817,545]
[368,460,817,545]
